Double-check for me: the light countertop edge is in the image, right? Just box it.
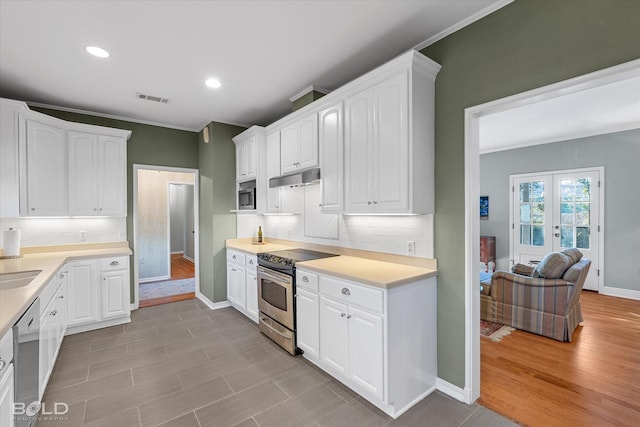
[296,256,437,289]
[0,244,132,337]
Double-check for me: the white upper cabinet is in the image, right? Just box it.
[69,132,126,216]
[265,130,281,213]
[343,52,439,214]
[0,99,27,218]
[235,134,257,181]
[280,112,318,174]
[1,98,131,218]
[318,101,343,212]
[24,119,68,216]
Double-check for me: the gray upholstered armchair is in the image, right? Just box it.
[480,248,591,342]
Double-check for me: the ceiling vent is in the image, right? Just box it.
[135,92,170,104]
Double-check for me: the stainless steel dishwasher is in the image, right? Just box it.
[13,298,40,427]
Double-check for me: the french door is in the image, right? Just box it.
[511,168,601,291]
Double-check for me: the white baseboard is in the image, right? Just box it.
[196,290,231,310]
[65,316,131,335]
[436,377,469,403]
[183,255,194,263]
[601,286,640,301]
[139,275,170,284]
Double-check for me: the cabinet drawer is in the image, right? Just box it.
[39,271,64,314]
[100,256,129,271]
[320,276,384,314]
[227,250,245,266]
[296,270,318,292]
[245,255,257,272]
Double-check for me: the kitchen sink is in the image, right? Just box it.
[0,270,41,290]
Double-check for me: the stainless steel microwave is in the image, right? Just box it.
[238,180,256,210]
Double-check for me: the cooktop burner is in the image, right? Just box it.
[257,249,338,273]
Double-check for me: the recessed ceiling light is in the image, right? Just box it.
[86,46,110,58]
[205,78,222,89]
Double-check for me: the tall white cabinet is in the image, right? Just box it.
[318,102,343,212]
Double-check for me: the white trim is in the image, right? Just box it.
[601,286,640,301]
[133,164,200,310]
[65,316,130,335]
[138,275,170,284]
[436,377,467,403]
[464,58,640,406]
[196,290,231,310]
[412,0,515,51]
[289,85,331,103]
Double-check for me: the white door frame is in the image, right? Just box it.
[463,59,639,403]
[132,164,199,309]
[509,167,604,291]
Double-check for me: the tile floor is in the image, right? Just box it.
[39,299,518,427]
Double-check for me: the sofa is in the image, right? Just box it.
[480,248,591,342]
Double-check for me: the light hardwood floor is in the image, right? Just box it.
[479,290,640,427]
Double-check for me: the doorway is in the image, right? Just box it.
[133,165,199,308]
[511,167,603,291]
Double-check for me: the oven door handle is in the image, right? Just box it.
[257,266,293,284]
[261,317,293,340]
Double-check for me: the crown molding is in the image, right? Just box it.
[288,85,331,103]
[412,0,515,51]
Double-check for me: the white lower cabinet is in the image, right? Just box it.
[39,268,67,400]
[297,267,437,419]
[0,329,14,427]
[66,256,130,334]
[226,249,259,323]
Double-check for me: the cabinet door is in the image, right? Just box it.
[319,102,343,212]
[68,131,99,215]
[38,307,52,399]
[67,260,99,327]
[0,100,25,218]
[100,270,129,319]
[244,136,257,179]
[235,141,245,180]
[0,363,14,427]
[348,306,384,400]
[344,88,374,212]
[98,135,126,215]
[233,266,246,312]
[298,113,318,170]
[25,120,67,216]
[372,71,409,211]
[265,131,281,213]
[319,296,349,376]
[296,287,320,360]
[280,123,299,173]
[226,261,236,305]
[245,270,259,323]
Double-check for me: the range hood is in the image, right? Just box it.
[269,167,321,188]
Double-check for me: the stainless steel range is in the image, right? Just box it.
[257,249,338,355]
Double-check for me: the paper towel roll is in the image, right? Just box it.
[3,228,21,257]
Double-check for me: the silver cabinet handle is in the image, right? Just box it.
[110,261,119,266]
[232,255,236,259]
[0,359,5,370]
[341,288,350,295]
[347,314,352,319]
[50,310,57,316]
[340,313,346,317]
[31,208,36,211]
[373,201,378,204]
[58,295,64,299]
[367,201,372,205]
[93,208,97,211]
[302,276,309,282]
[249,260,254,265]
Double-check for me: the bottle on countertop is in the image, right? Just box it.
[258,226,263,243]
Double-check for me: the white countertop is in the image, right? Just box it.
[226,238,437,289]
[0,242,132,337]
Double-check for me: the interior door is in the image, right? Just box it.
[512,169,601,291]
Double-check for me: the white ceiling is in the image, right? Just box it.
[479,73,640,153]
[0,0,508,132]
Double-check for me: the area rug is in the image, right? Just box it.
[139,278,195,300]
[480,319,515,342]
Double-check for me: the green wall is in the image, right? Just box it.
[420,0,640,388]
[198,122,245,303]
[291,90,327,112]
[30,107,199,302]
